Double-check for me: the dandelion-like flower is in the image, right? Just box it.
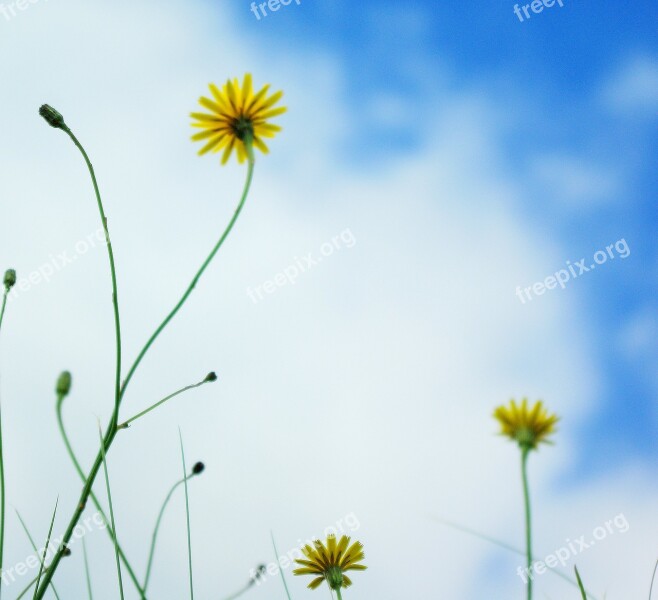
[494,398,558,451]
[190,73,286,164]
[293,535,367,595]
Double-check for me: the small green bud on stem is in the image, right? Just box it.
[3,269,16,290]
[39,104,66,129]
[204,372,218,382]
[56,371,72,397]
[192,461,205,475]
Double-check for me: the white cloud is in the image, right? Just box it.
[0,1,652,599]
[602,55,658,116]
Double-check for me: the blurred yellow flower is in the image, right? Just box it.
[293,535,367,594]
[190,73,286,164]
[493,398,559,450]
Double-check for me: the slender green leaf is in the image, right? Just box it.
[179,429,194,600]
[82,537,93,600]
[271,532,292,600]
[98,424,124,600]
[15,510,61,600]
[575,566,587,599]
[32,498,59,600]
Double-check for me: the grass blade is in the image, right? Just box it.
[32,498,59,600]
[15,573,39,600]
[143,477,187,590]
[82,537,93,600]
[98,424,124,600]
[575,566,587,599]
[15,510,61,600]
[179,429,194,600]
[271,532,292,600]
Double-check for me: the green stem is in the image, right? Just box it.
[118,146,255,402]
[119,377,213,430]
[521,448,533,600]
[0,289,8,597]
[221,582,253,600]
[56,398,145,596]
[143,476,188,590]
[35,138,254,600]
[62,126,122,425]
[34,122,124,600]
[98,426,124,600]
[82,537,93,600]
[335,587,343,600]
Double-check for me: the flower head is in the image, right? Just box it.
[39,104,66,129]
[293,535,367,591]
[190,73,286,165]
[493,398,559,451]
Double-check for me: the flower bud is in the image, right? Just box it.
[192,461,205,475]
[62,544,72,557]
[39,104,66,129]
[204,371,217,382]
[3,269,16,290]
[56,371,72,397]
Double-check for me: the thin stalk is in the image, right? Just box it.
[56,394,145,596]
[521,448,533,600]
[15,573,39,600]
[61,126,122,423]
[119,144,255,401]
[119,377,214,430]
[650,558,658,600]
[271,533,292,600]
[0,287,9,598]
[32,498,58,600]
[143,476,187,590]
[35,139,255,600]
[15,510,60,599]
[82,537,93,600]
[221,581,253,600]
[179,431,194,600]
[575,566,587,600]
[98,426,124,600]
[335,588,343,600]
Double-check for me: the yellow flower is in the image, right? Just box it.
[293,535,367,592]
[493,398,559,450]
[190,73,286,165]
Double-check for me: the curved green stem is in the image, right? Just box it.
[143,476,187,590]
[35,135,254,600]
[62,126,122,425]
[119,377,214,430]
[0,287,10,598]
[118,146,255,403]
[56,380,145,592]
[521,448,533,600]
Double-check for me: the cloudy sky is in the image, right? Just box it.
[0,0,657,598]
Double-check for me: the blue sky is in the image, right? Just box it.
[1,0,657,597]
[232,0,658,472]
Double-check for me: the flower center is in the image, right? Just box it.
[231,116,254,142]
